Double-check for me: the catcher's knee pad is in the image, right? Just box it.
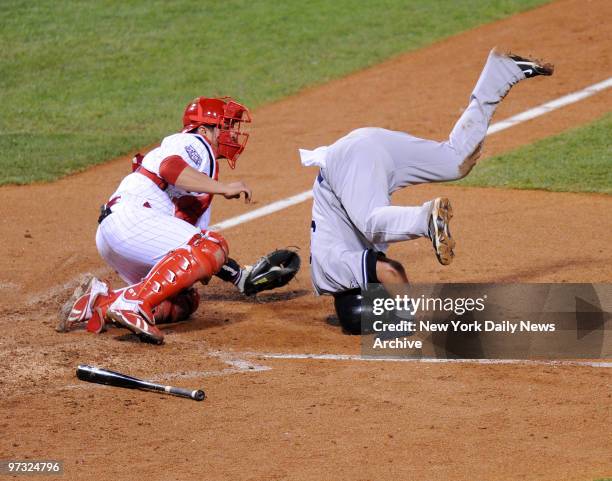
[333,288,367,335]
[154,288,200,324]
[190,231,229,275]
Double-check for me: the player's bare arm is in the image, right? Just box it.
[174,165,252,203]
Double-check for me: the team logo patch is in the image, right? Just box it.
[185,144,202,167]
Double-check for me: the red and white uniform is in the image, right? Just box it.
[96,132,218,284]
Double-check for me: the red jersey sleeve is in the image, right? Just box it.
[159,155,189,185]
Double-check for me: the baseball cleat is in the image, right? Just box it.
[57,275,109,332]
[507,53,554,78]
[428,197,455,266]
[107,309,164,345]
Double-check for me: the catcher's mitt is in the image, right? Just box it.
[243,249,301,296]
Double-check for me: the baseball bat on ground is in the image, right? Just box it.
[76,365,205,401]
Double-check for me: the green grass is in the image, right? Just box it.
[0,0,549,184]
[457,114,612,194]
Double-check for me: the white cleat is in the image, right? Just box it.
[106,309,164,345]
[107,292,164,344]
[57,275,108,332]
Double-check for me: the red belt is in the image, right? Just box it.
[136,166,168,191]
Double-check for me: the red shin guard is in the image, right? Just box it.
[122,231,228,323]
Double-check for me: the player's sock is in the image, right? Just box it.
[215,257,253,293]
[215,257,242,284]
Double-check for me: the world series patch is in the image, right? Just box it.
[185,144,202,167]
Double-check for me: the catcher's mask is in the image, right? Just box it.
[182,97,251,169]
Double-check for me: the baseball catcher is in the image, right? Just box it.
[57,97,300,344]
[300,49,553,334]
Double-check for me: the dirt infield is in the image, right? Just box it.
[1,0,611,480]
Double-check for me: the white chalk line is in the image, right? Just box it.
[148,355,271,381]
[488,77,612,134]
[209,77,612,232]
[243,352,612,368]
[64,353,270,390]
[63,349,611,393]
[211,190,313,231]
[66,351,612,392]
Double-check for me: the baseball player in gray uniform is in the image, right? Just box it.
[300,49,554,333]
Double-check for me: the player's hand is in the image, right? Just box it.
[223,181,252,203]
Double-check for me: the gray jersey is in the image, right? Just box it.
[303,49,525,295]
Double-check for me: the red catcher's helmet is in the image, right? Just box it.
[182,97,251,169]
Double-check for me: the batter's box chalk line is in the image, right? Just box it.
[63,351,270,390]
[236,352,612,368]
[63,350,611,392]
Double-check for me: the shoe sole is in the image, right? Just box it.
[431,197,455,266]
[507,53,554,77]
[107,310,164,345]
[56,275,95,332]
[516,60,554,77]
